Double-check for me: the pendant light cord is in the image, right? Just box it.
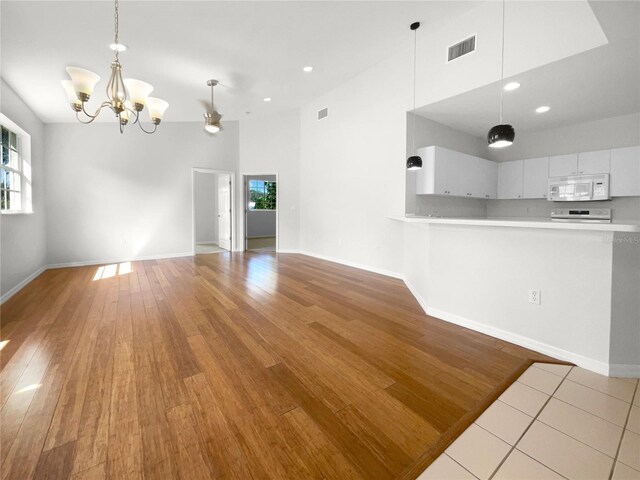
[412,25,417,154]
[499,0,506,124]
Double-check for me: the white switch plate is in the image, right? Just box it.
[529,289,541,305]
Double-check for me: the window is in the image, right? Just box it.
[0,115,32,214]
[248,180,276,210]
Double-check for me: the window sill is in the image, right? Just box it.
[1,210,34,215]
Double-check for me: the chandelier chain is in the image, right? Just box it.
[114,0,120,62]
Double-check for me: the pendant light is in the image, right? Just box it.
[488,0,515,148]
[407,21,422,170]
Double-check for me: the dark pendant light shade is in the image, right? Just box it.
[407,155,423,170]
[488,124,515,148]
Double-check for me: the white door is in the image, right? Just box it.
[217,174,231,251]
[549,154,578,177]
[577,150,610,175]
[610,146,640,196]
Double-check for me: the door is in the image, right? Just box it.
[549,153,578,177]
[577,150,610,175]
[497,160,524,199]
[523,157,549,199]
[610,146,640,196]
[217,174,231,251]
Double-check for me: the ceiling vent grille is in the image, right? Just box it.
[317,107,328,120]
[447,36,476,62]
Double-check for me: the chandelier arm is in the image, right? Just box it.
[80,101,112,120]
[137,121,158,135]
[119,121,125,134]
[75,111,99,124]
[131,108,140,125]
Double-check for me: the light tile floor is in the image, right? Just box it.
[418,363,640,480]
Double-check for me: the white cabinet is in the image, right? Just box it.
[416,146,498,199]
[577,150,610,174]
[523,157,549,199]
[610,146,640,196]
[550,151,610,177]
[497,160,524,199]
[549,154,578,177]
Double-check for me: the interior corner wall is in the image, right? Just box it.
[299,50,411,275]
[1,78,47,299]
[238,108,301,252]
[44,121,239,266]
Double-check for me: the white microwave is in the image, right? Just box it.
[548,174,610,202]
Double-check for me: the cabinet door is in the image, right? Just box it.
[549,154,578,177]
[578,150,610,174]
[415,146,436,195]
[610,146,640,196]
[497,160,524,199]
[523,157,549,199]
[474,158,498,199]
[434,147,463,195]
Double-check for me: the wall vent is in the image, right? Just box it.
[317,107,328,120]
[447,35,476,62]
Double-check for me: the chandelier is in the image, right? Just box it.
[61,0,168,134]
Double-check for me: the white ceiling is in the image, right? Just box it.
[415,1,640,138]
[0,0,478,123]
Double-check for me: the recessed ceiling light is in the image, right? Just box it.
[503,82,520,91]
[109,43,127,52]
[303,66,313,72]
[536,105,550,113]
[263,97,272,102]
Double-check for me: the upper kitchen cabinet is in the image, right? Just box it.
[497,160,524,199]
[523,157,549,199]
[549,154,578,177]
[610,146,640,197]
[549,151,611,177]
[415,146,497,199]
[577,150,610,174]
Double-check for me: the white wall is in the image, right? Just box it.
[239,108,300,251]
[44,121,239,266]
[404,223,616,373]
[194,172,218,244]
[0,79,47,299]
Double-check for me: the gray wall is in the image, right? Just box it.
[246,174,276,238]
[0,78,47,298]
[44,121,239,265]
[194,172,218,244]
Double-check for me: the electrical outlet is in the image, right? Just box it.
[529,289,541,305]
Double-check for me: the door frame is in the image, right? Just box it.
[191,168,236,255]
[241,172,279,252]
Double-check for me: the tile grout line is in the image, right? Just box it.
[443,453,481,480]
[487,364,572,480]
[561,376,637,403]
[608,379,640,480]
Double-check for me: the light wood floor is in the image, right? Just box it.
[0,253,559,480]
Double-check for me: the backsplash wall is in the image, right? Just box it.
[486,197,640,222]
[415,195,487,218]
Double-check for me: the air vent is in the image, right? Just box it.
[447,35,476,62]
[317,107,328,120]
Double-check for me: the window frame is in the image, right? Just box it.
[247,179,277,212]
[0,114,33,215]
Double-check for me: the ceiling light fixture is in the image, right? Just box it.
[61,0,168,134]
[109,43,127,52]
[407,21,422,170]
[202,80,222,134]
[264,97,272,102]
[488,0,515,149]
[503,81,520,91]
[536,105,550,113]
[303,66,313,72]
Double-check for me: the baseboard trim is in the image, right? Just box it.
[609,364,640,378]
[47,251,194,270]
[1,265,48,304]
[281,250,404,280]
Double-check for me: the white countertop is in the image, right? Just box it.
[390,215,640,232]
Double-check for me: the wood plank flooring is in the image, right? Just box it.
[0,252,560,479]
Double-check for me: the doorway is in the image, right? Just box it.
[244,174,277,252]
[192,168,235,255]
